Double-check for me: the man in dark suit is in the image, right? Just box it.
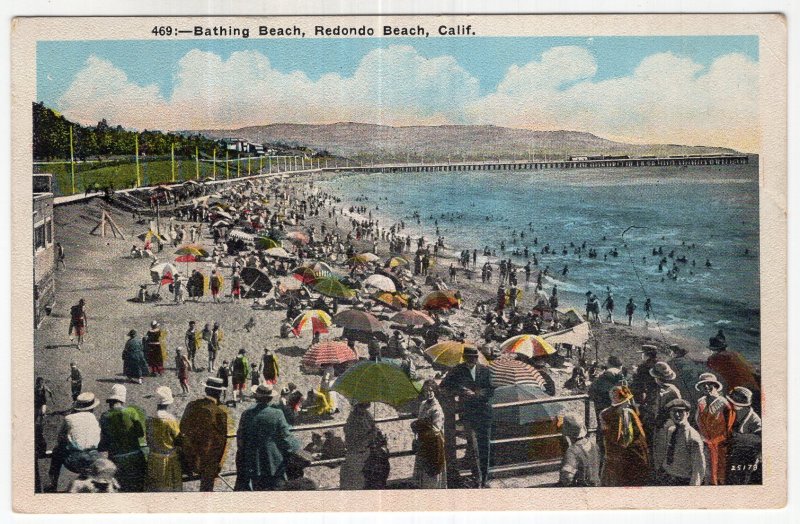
[440,346,494,487]
[235,384,300,491]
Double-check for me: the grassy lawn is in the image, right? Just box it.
[34,158,271,196]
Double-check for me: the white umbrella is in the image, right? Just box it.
[364,274,397,293]
[265,247,293,259]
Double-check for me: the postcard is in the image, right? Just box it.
[10,13,787,512]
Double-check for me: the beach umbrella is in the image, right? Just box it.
[364,274,397,293]
[137,230,168,242]
[175,244,209,257]
[332,360,420,407]
[292,309,333,336]
[491,384,565,426]
[500,334,556,358]
[425,340,489,367]
[285,231,310,245]
[150,262,178,285]
[372,291,409,311]
[422,290,462,311]
[213,210,234,220]
[302,340,358,369]
[387,256,410,268]
[489,355,548,388]
[351,252,379,265]
[264,247,293,259]
[292,266,319,285]
[333,309,384,333]
[212,220,231,229]
[240,266,273,294]
[313,277,356,299]
[392,309,435,327]
[256,237,282,250]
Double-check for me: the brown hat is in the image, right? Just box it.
[649,361,676,381]
[251,384,275,401]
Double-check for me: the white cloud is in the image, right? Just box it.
[56,45,759,151]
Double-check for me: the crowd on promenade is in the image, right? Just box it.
[37,176,763,492]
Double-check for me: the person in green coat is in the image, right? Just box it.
[235,385,300,491]
[98,384,148,492]
[122,329,148,384]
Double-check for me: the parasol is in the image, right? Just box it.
[425,340,489,367]
[332,360,421,407]
[500,334,556,358]
[333,309,384,333]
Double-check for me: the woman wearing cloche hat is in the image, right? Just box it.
[694,372,734,485]
[145,386,183,491]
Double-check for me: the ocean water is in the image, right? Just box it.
[318,164,761,362]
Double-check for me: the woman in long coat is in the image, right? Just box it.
[259,348,280,385]
[599,385,650,486]
[339,402,378,490]
[412,379,447,488]
[146,386,183,491]
[144,321,167,375]
[122,329,149,383]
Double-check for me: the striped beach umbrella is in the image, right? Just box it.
[302,340,357,368]
[372,291,409,311]
[292,266,318,285]
[425,340,489,367]
[292,309,332,337]
[500,334,556,358]
[311,261,335,278]
[489,355,547,388]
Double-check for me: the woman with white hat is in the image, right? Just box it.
[145,386,183,491]
[694,372,734,485]
[48,392,101,491]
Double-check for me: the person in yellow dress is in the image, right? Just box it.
[146,386,183,491]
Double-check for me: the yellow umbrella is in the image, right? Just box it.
[387,256,410,268]
[425,340,489,367]
[291,309,333,336]
[499,334,556,358]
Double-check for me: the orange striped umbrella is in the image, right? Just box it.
[500,334,556,358]
[489,355,547,388]
[291,309,332,336]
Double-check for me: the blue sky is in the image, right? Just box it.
[37,35,760,151]
[37,35,758,108]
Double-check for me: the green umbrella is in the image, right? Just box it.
[332,360,421,407]
[312,276,356,299]
[256,237,281,250]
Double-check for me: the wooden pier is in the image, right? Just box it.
[333,154,749,174]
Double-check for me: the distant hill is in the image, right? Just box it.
[194,122,740,161]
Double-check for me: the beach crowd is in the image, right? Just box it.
[36,175,763,492]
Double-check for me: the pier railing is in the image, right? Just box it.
[39,393,593,491]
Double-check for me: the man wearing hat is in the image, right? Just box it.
[588,355,625,457]
[653,399,706,485]
[144,320,167,376]
[98,384,148,492]
[122,329,148,384]
[48,392,101,491]
[145,386,183,491]
[630,344,660,406]
[640,361,682,456]
[706,333,761,412]
[694,372,734,485]
[599,385,650,486]
[235,384,301,491]
[67,457,120,493]
[440,345,494,488]
[726,386,762,485]
[179,377,233,491]
[558,413,600,487]
[667,344,706,407]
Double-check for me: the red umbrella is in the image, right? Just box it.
[292,266,318,285]
[333,309,384,333]
[489,355,547,388]
[392,309,435,327]
[422,290,461,311]
[302,340,358,368]
[175,254,197,272]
